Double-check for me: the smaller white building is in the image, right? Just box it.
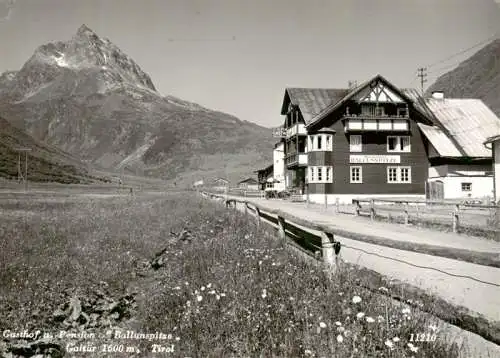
[273,141,286,191]
[417,95,500,201]
[484,135,500,203]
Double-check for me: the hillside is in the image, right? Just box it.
[0,116,106,184]
[0,25,274,184]
[426,38,500,116]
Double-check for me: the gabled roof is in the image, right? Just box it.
[254,164,273,174]
[417,99,500,158]
[281,88,349,125]
[308,74,433,129]
[238,177,258,184]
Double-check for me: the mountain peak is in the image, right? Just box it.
[76,24,96,37]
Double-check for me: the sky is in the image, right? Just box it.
[1,0,500,128]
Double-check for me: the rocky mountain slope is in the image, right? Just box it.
[0,25,274,184]
[0,115,106,184]
[426,38,500,117]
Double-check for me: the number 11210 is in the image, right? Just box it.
[409,333,437,342]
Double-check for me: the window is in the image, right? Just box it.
[387,166,411,183]
[387,136,410,153]
[361,104,375,116]
[461,182,472,192]
[308,135,333,151]
[397,107,408,117]
[400,167,410,183]
[375,106,385,116]
[350,135,362,152]
[350,166,362,183]
[308,166,333,183]
[387,167,398,183]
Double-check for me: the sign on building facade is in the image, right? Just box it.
[349,155,401,164]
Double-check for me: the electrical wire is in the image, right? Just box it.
[340,243,500,287]
[424,32,500,70]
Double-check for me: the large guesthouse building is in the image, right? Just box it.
[279,74,500,203]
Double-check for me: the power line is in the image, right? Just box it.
[424,32,500,70]
[341,243,500,287]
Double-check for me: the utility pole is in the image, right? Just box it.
[14,147,31,192]
[417,67,427,95]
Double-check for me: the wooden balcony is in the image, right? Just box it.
[285,153,308,168]
[342,114,410,132]
[286,123,307,138]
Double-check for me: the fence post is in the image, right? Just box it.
[324,194,328,211]
[335,197,340,213]
[370,199,375,221]
[404,202,410,225]
[355,200,360,216]
[255,206,261,229]
[244,202,248,216]
[277,216,286,242]
[452,204,460,233]
[320,232,337,273]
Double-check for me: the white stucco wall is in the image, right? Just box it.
[428,176,493,199]
[273,142,285,183]
[494,141,500,202]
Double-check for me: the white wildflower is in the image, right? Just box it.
[196,295,203,302]
[392,337,400,342]
[319,322,327,329]
[385,339,394,348]
[356,312,365,319]
[336,334,344,343]
[352,295,362,304]
[408,343,419,352]
[366,316,375,323]
[335,321,342,326]
[261,289,267,299]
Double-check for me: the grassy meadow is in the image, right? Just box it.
[0,190,480,357]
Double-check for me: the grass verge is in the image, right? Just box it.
[0,191,482,357]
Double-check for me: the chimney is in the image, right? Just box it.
[431,91,444,100]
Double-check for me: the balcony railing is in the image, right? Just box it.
[286,123,307,138]
[343,114,410,132]
[285,153,308,167]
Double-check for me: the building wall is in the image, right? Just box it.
[307,115,428,195]
[428,176,493,199]
[273,142,285,182]
[429,164,492,178]
[307,193,425,205]
[495,141,500,202]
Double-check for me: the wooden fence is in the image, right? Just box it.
[200,191,341,269]
[350,198,500,234]
[227,188,265,198]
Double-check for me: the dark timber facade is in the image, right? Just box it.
[280,75,435,203]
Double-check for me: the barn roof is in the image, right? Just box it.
[417,98,500,158]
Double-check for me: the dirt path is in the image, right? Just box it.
[235,197,500,253]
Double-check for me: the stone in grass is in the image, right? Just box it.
[69,296,82,322]
[52,307,67,322]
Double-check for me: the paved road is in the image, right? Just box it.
[222,195,500,324]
